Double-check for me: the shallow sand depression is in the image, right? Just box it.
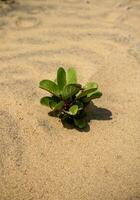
[0,0,140,200]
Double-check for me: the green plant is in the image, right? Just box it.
[39,67,102,129]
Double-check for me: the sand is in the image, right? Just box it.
[0,0,140,199]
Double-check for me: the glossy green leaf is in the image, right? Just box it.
[76,82,98,99]
[40,96,52,107]
[69,105,78,115]
[82,91,102,103]
[54,101,64,111]
[57,67,66,91]
[74,118,87,129]
[76,88,97,99]
[49,101,58,109]
[62,84,81,100]
[67,67,77,84]
[40,96,59,109]
[84,82,98,90]
[39,80,60,96]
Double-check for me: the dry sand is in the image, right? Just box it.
[0,0,140,199]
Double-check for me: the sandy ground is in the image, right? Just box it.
[0,0,140,199]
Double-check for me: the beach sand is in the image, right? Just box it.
[0,0,140,199]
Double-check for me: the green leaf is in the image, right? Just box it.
[84,82,98,90]
[74,118,87,129]
[54,101,64,111]
[57,67,66,91]
[67,67,77,84]
[76,88,97,99]
[62,84,81,100]
[40,96,52,107]
[90,91,102,99]
[39,80,60,96]
[76,82,98,99]
[49,101,58,109]
[75,101,84,110]
[40,96,59,109]
[82,91,102,103]
[69,105,78,115]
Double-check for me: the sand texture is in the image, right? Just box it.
[0,0,140,199]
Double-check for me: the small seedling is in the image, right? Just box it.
[39,67,102,129]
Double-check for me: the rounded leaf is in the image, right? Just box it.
[83,91,102,103]
[76,88,97,99]
[54,101,64,111]
[66,67,77,84]
[40,96,59,109]
[74,118,87,129]
[57,67,66,91]
[49,101,58,109]
[69,105,78,115]
[40,96,52,107]
[39,80,60,96]
[76,82,98,99]
[84,82,98,90]
[62,84,81,100]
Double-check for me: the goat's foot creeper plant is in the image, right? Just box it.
[39,67,102,129]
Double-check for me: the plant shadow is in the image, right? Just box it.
[86,102,112,121]
[49,102,112,132]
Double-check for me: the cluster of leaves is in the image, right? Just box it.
[39,67,102,129]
